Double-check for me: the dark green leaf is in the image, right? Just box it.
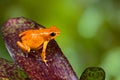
[80,67,105,80]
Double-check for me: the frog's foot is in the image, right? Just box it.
[43,59,48,65]
[41,52,47,64]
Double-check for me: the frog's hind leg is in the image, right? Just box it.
[17,41,30,53]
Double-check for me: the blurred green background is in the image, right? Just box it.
[0,0,120,80]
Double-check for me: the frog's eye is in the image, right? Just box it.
[50,32,56,37]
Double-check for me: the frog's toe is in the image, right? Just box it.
[41,58,48,65]
[42,59,47,63]
[27,48,30,53]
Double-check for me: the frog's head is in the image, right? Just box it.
[48,26,60,40]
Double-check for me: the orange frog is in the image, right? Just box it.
[17,26,60,63]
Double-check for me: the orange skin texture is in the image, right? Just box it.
[17,26,60,63]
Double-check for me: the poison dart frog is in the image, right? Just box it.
[17,26,60,63]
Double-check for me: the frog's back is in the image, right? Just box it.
[21,30,44,49]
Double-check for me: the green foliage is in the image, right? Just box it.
[0,0,120,80]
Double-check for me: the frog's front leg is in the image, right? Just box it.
[41,41,49,64]
[17,41,30,53]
